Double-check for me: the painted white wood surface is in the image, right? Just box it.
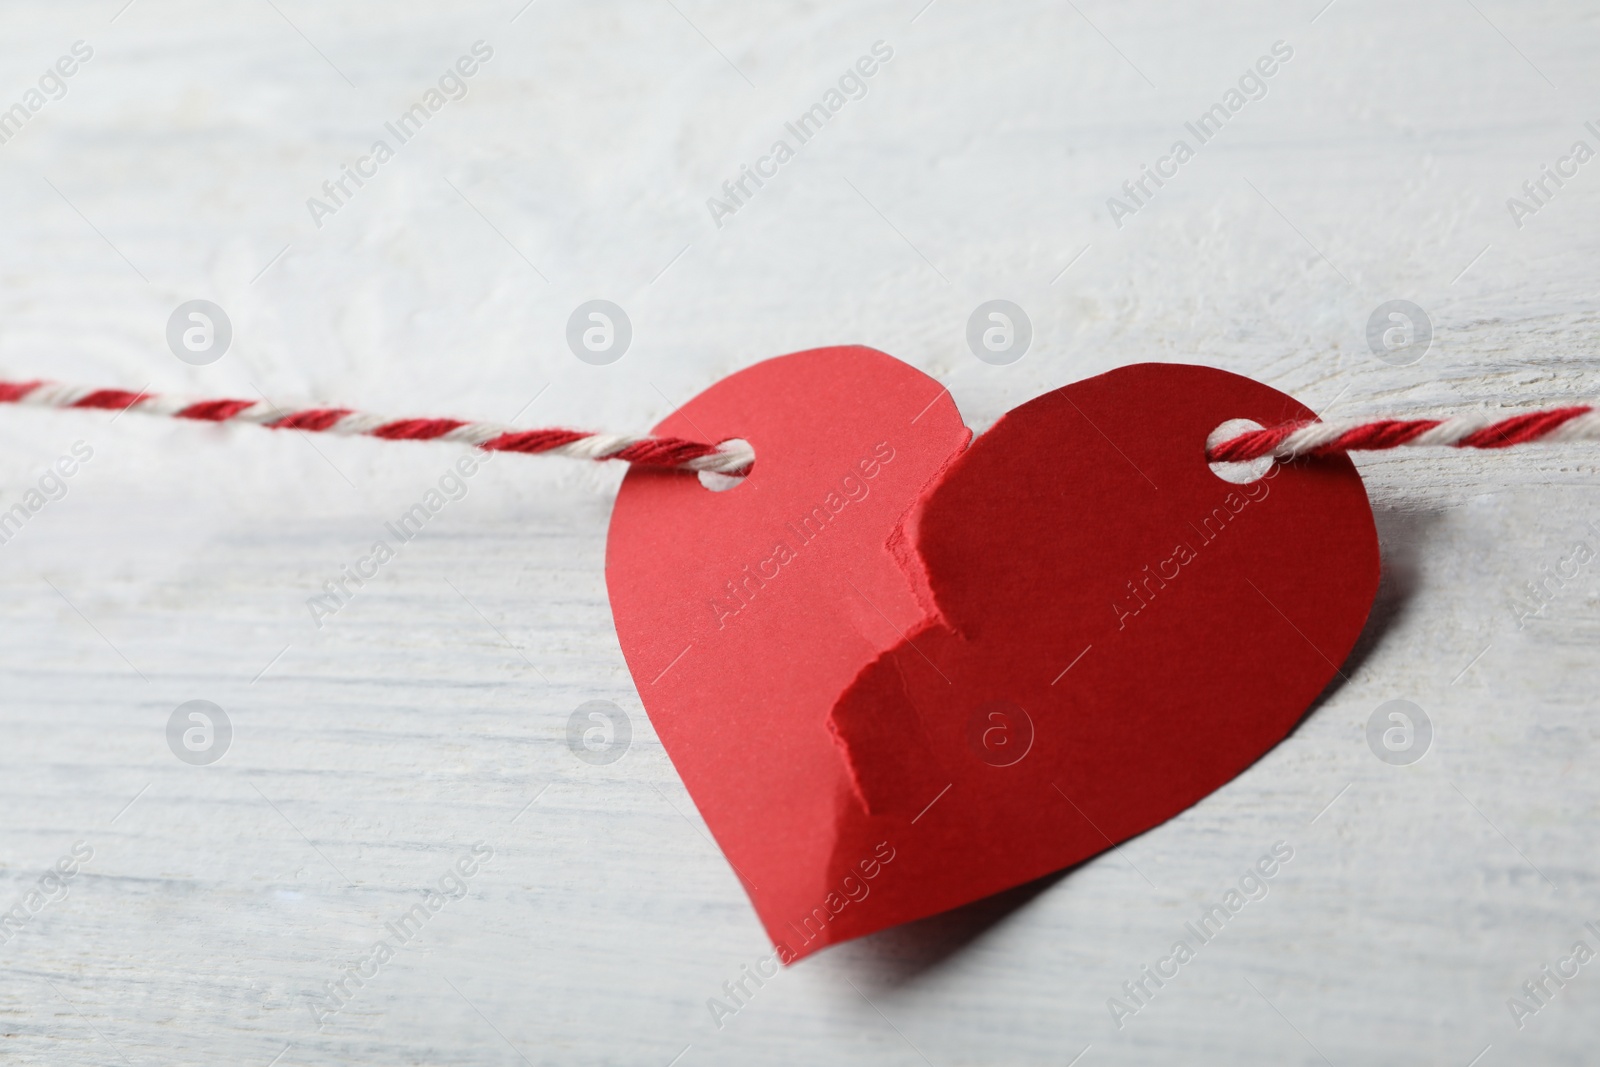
[2,1,1600,1063]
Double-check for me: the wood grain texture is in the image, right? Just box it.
[2,1,1599,1063]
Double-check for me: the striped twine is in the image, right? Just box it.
[3,376,1594,472]
[1209,406,1600,462]
[0,378,754,476]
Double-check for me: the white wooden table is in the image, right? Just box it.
[3,1,1599,1063]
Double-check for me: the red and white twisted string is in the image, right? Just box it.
[1209,405,1600,462]
[0,378,755,476]
[2,377,1596,470]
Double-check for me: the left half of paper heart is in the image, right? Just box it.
[606,346,972,960]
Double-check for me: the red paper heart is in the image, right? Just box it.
[607,347,1377,961]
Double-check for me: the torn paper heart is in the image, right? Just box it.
[606,347,1378,961]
